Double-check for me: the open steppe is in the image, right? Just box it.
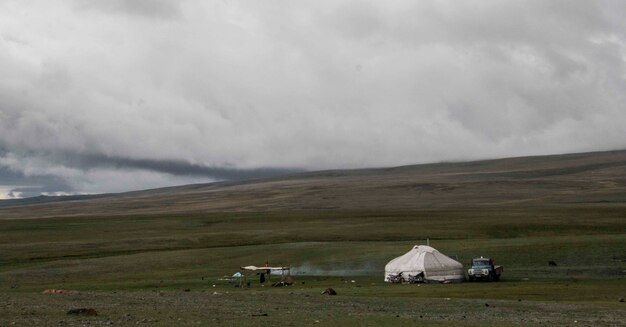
[1,150,625,326]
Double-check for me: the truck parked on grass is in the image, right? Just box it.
[467,257,503,281]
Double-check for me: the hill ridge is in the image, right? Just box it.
[1,149,625,218]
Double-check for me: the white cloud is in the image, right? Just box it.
[0,0,625,195]
[0,186,23,199]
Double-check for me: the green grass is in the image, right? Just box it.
[1,207,624,262]
[0,207,625,325]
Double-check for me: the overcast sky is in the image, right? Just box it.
[1,0,625,198]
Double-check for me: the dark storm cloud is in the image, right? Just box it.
[0,165,71,189]
[0,147,300,197]
[0,0,625,197]
[0,164,75,198]
[37,151,301,181]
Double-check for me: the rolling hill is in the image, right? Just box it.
[1,149,625,219]
[1,150,625,326]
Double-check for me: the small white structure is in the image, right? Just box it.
[384,245,465,282]
[239,265,293,286]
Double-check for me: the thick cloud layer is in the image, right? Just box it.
[1,0,625,197]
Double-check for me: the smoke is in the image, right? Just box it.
[291,262,380,276]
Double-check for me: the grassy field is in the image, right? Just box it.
[1,207,625,326]
[1,151,625,325]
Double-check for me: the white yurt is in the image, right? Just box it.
[384,245,465,282]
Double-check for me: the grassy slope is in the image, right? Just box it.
[1,149,626,218]
[0,150,625,325]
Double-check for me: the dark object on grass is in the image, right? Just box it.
[407,272,425,284]
[271,281,292,287]
[387,273,403,284]
[44,289,79,294]
[548,261,557,266]
[321,288,337,295]
[251,313,268,317]
[67,308,98,316]
[485,303,489,307]
[620,298,624,302]
[183,288,190,292]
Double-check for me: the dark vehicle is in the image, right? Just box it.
[467,257,503,281]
